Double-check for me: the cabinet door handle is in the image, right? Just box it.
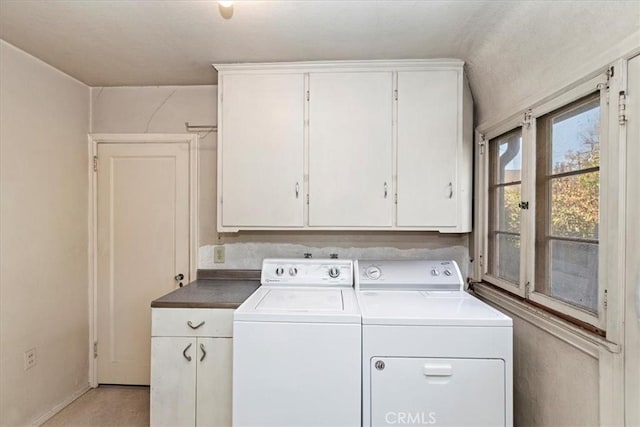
[183,343,192,362]
[187,320,205,329]
[448,182,453,199]
[295,182,300,199]
[200,343,206,362]
[384,182,388,198]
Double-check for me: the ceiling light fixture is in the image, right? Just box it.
[218,0,234,19]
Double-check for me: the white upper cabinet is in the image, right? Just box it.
[308,72,393,227]
[218,73,305,228]
[215,61,472,232]
[397,70,470,230]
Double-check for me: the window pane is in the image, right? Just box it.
[495,234,520,284]
[551,171,599,239]
[549,240,598,313]
[551,99,600,174]
[496,130,522,184]
[496,184,521,233]
[536,92,601,319]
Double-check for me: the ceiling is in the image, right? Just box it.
[1,0,639,122]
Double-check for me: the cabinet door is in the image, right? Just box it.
[150,337,197,427]
[220,73,305,227]
[308,72,393,226]
[397,70,459,227]
[196,338,232,427]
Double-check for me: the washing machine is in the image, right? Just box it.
[356,259,513,427]
[233,258,361,427]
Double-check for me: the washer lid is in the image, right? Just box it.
[358,290,512,326]
[256,289,343,312]
[234,287,361,324]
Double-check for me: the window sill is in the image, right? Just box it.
[472,282,620,357]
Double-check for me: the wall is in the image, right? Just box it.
[90,86,469,269]
[470,3,640,126]
[511,316,599,426]
[624,53,640,426]
[0,41,90,426]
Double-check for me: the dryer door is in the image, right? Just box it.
[370,357,505,426]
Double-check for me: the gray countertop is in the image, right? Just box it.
[151,270,261,309]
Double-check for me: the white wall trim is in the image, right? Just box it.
[29,385,90,426]
[473,283,620,358]
[87,133,199,387]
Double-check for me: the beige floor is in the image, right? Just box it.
[43,385,150,427]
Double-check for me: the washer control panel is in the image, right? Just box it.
[261,258,353,287]
[356,260,463,291]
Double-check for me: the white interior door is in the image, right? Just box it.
[97,142,191,385]
[308,72,393,227]
[626,54,640,427]
[397,70,459,227]
[220,73,305,227]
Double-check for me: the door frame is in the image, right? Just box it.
[87,133,199,387]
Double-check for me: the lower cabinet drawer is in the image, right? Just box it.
[152,308,234,337]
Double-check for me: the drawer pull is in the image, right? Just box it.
[200,343,207,362]
[183,343,192,362]
[423,363,453,377]
[187,320,205,330]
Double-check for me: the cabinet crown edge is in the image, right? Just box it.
[213,59,465,73]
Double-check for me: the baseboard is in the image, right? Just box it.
[30,384,91,426]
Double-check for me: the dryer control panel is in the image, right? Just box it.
[261,258,353,287]
[355,260,463,291]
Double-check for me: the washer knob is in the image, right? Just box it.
[366,266,381,280]
[275,267,284,276]
[328,267,340,278]
[289,267,298,276]
[431,268,440,276]
[444,269,452,276]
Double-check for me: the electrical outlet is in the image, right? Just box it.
[214,246,225,264]
[24,348,36,370]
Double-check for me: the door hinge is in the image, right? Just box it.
[306,90,310,101]
[306,194,309,205]
[93,341,98,358]
[394,89,398,101]
[603,289,608,309]
[93,156,98,172]
[394,193,398,204]
[618,91,627,125]
[520,109,533,129]
[518,201,529,210]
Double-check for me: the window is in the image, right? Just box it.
[535,94,600,314]
[488,129,522,286]
[479,72,612,330]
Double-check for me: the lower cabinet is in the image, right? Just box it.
[150,309,233,427]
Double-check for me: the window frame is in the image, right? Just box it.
[484,127,526,297]
[479,72,611,330]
